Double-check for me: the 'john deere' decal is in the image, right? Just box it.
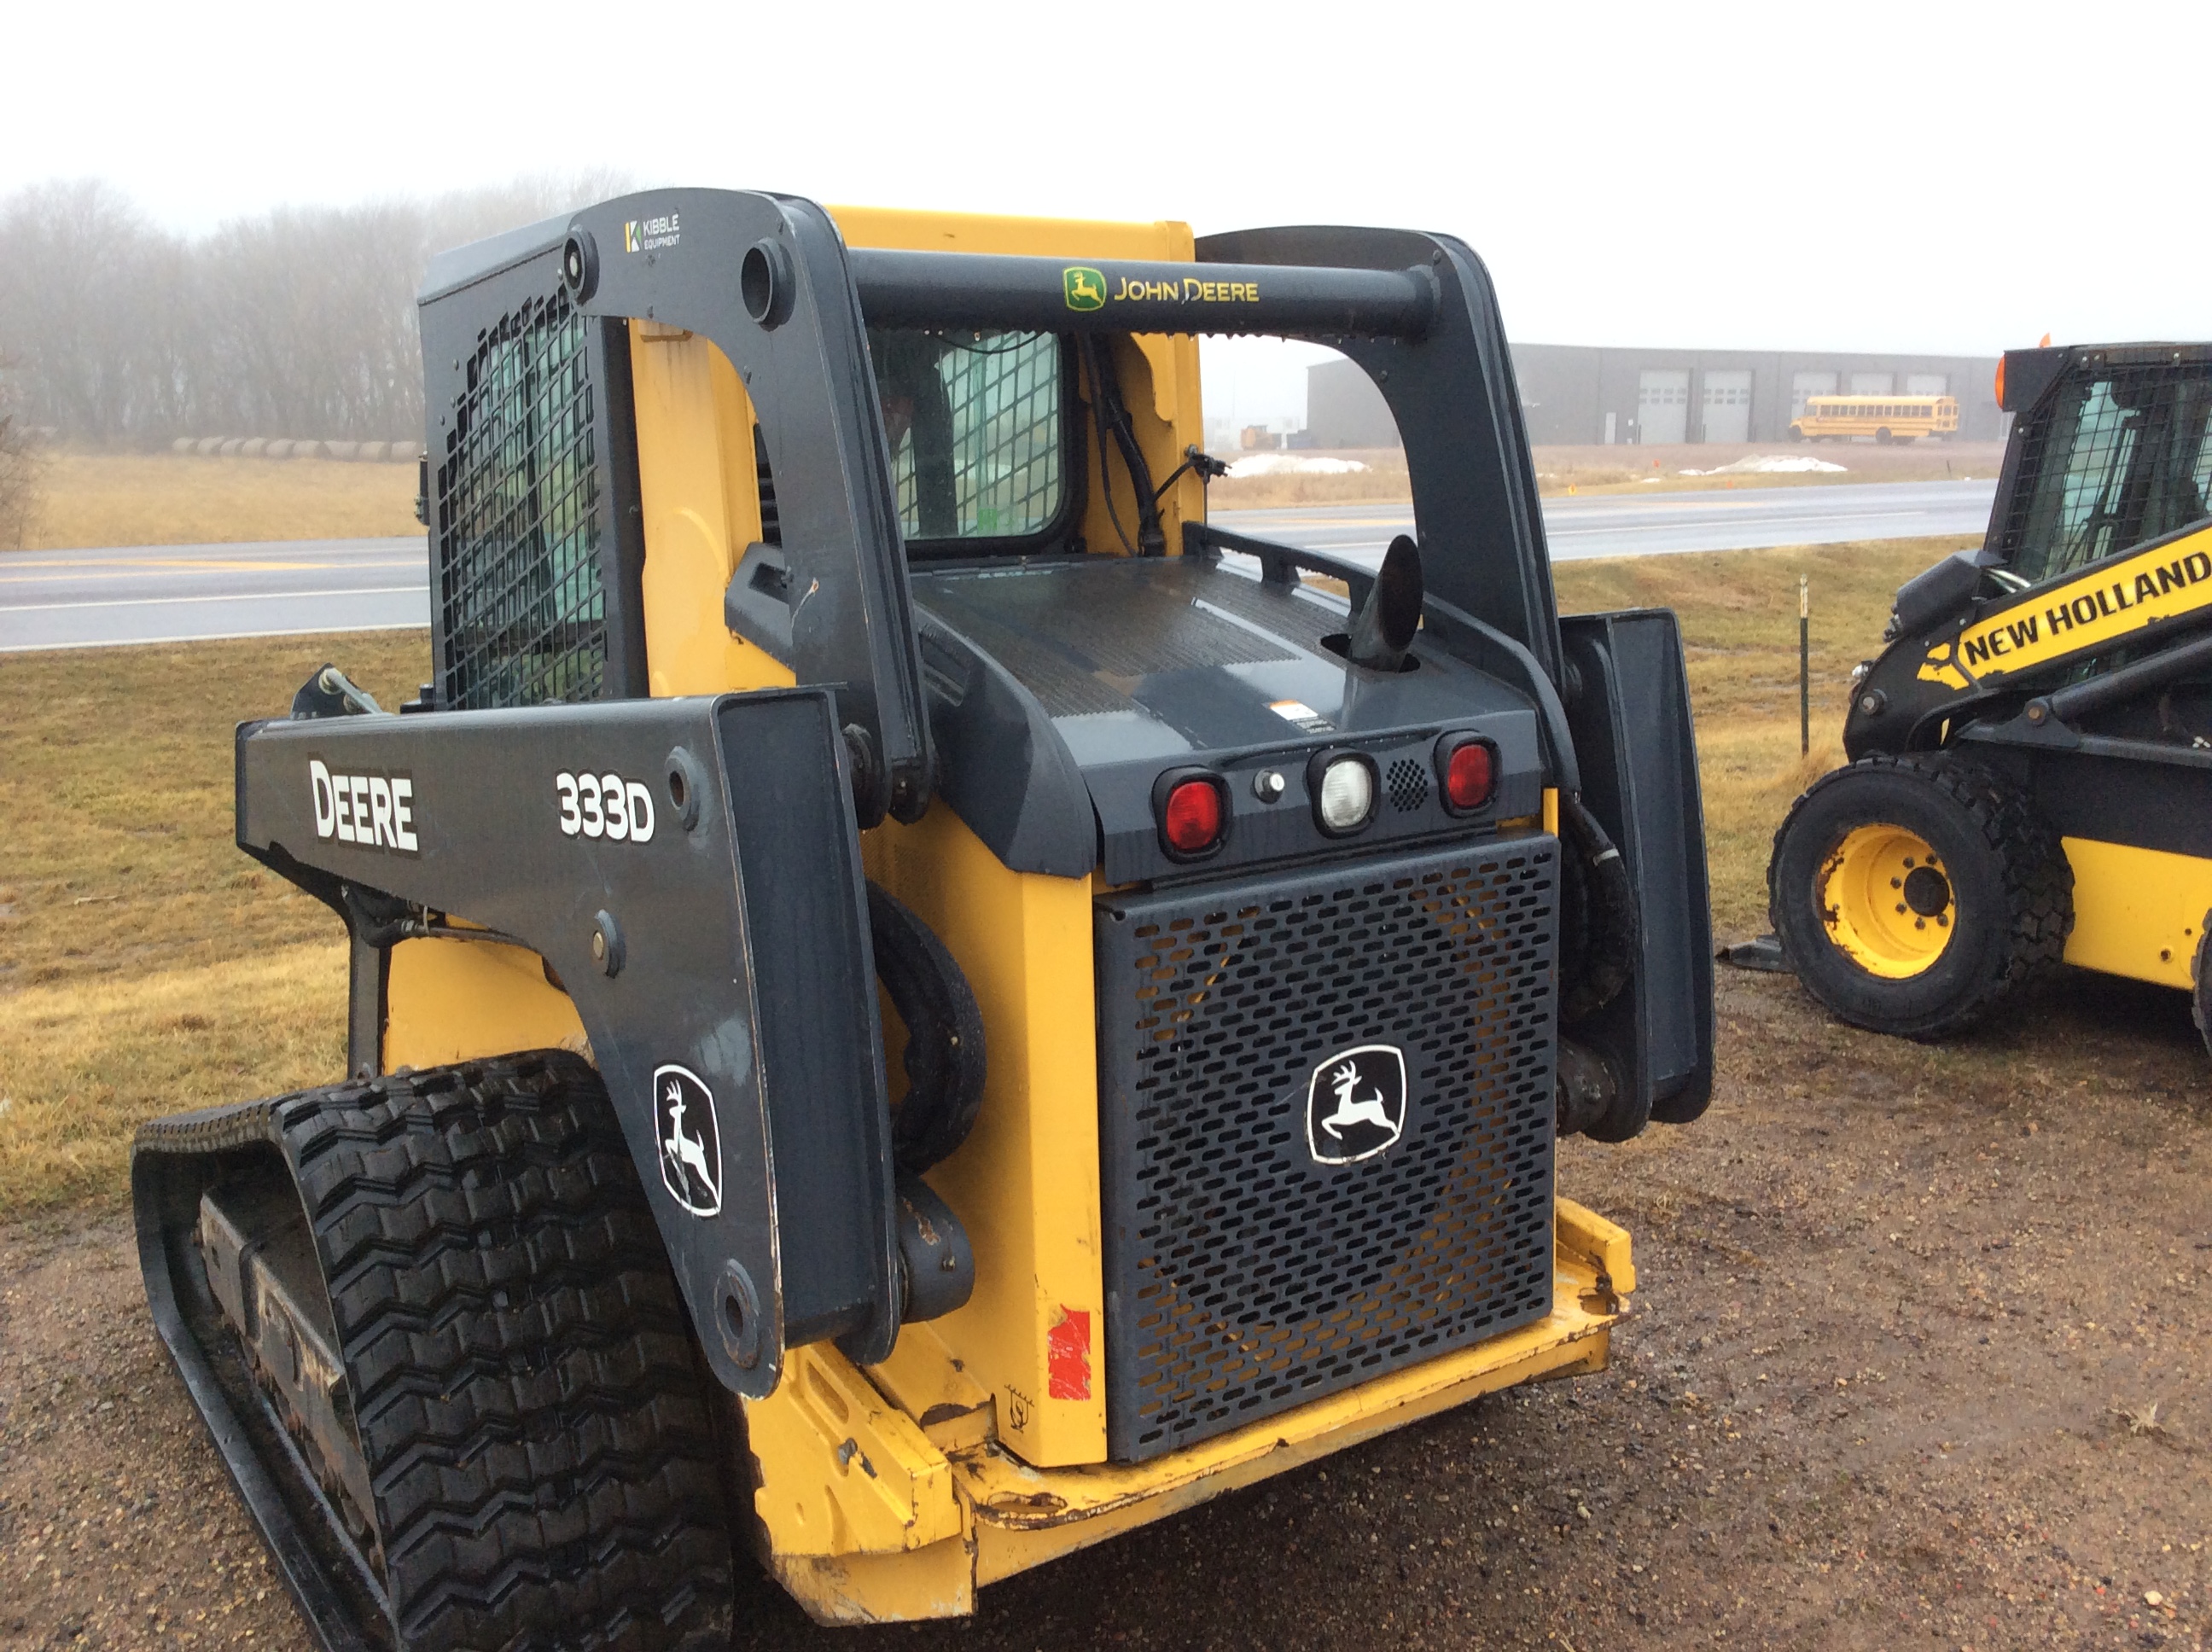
[310,759,418,853]
[1062,267,1105,311]
[1918,525,2212,691]
[1305,1044,1409,1165]
[1061,265,1264,313]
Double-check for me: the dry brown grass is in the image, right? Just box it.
[0,532,1965,1213]
[1551,533,1959,938]
[14,451,421,550]
[0,629,430,1212]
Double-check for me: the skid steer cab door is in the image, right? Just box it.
[234,689,903,1399]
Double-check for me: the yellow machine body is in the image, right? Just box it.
[376,205,1637,1625]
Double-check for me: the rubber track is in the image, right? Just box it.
[141,1050,734,1651]
[1768,752,2073,1036]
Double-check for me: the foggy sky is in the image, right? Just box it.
[7,1,2205,372]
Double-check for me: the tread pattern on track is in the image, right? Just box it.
[139,1050,734,1652]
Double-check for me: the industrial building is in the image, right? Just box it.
[1307,345,2006,448]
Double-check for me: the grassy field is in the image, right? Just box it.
[0,535,1960,1212]
[9,450,422,550]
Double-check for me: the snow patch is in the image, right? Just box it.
[1225,453,1371,478]
[1679,454,1848,476]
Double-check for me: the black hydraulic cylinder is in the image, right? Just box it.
[848,247,1437,339]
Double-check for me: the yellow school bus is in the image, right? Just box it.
[1790,394,1959,443]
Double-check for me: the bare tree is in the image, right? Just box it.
[0,172,629,449]
[0,351,45,549]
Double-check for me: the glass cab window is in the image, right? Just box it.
[2002,366,2212,585]
[868,329,1068,553]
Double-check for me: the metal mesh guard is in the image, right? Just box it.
[435,291,604,711]
[1097,837,1559,1463]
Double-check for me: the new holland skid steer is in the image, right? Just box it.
[1772,341,2212,1049]
[131,190,1714,1649]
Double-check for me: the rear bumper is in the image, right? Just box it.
[766,1198,1633,1624]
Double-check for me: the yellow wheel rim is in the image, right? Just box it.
[1817,823,1955,979]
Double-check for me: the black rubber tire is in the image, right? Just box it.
[1767,754,2072,1038]
[2193,922,2212,1062]
[282,1051,733,1650]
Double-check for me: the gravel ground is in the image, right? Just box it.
[3,964,2207,1651]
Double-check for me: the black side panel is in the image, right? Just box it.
[911,614,1097,878]
[717,695,900,1360]
[232,691,900,1394]
[1558,611,1714,1124]
[1958,731,2212,858]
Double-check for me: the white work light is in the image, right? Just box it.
[1313,754,1376,835]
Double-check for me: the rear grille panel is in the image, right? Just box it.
[1096,836,1559,1463]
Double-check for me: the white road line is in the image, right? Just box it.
[0,620,431,654]
[0,585,431,614]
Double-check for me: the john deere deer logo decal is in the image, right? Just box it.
[653,1064,723,1216]
[1305,1044,1409,1165]
[1062,266,1106,311]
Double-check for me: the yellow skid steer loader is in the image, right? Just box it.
[1772,342,2212,1049]
[132,191,1714,1649]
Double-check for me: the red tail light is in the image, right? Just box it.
[1437,736,1494,813]
[1160,776,1225,857]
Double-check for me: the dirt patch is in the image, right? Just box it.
[5,966,2204,1650]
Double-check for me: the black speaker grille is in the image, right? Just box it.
[1387,757,1431,813]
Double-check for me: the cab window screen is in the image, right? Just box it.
[870,329,1064,545]
[1999,365,2212,585]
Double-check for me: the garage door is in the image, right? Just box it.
[1791,370,1837,421]
[1638,370,1689,445]
[1850,371,1894,396]
[1701,371,1751,444]
[1906,373,1948,395]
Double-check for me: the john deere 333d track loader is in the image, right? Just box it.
[1772,342,2212,1049]
[132,190,1714,1649]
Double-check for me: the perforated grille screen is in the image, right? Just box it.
[1096,836,1559,1463]
[434,292,605,711]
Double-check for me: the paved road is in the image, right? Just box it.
[0,538,431,653]
[1230,476,1996,568]
[0,480,1994,651]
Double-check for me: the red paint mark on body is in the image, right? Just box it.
[1046,1308,1091,1400]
